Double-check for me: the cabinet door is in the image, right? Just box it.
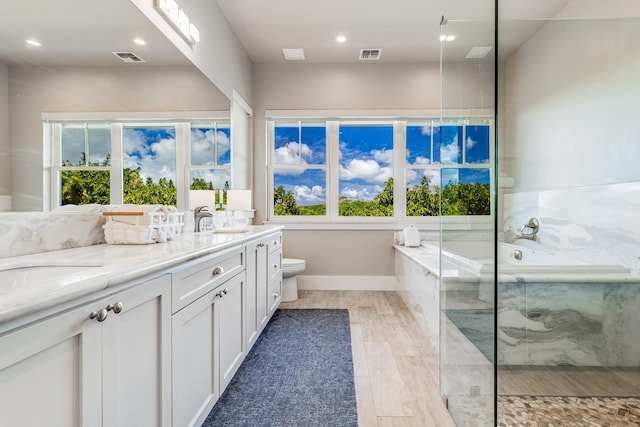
[172,285,219,427]
[0,302,102,427]
[245,238,267,348]
[218,272,246,392]
[102,274,172,427]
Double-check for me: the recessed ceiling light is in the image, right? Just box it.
[466,46,493,59]
[439,34,456,42]
[133,38,146,46]
[26,39,41,47]
[336,35,347,43]
[283,48,305,61]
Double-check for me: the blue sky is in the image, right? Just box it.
[274,123,491,206]
[62,124,232,189]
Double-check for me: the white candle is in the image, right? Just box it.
[219,189,224,205]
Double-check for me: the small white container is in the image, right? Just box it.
[402,224,421,247]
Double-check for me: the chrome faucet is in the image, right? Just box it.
[194,206,212,232]
[517,217,539,241]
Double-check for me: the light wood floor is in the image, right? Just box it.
[280,290,456,427]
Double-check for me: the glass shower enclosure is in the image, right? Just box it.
[439,1,640,425]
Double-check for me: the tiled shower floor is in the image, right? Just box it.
[498,395,640,426]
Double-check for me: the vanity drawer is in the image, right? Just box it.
[172,245,244,313]
[268,277,282,314]
[268,233,282,254]
[268,249,282,283]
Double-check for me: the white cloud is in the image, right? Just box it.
[294,185,325,205]
[339,159,393,183]
[441,139,460,163]
[421,126,432,136]
[274,142,313,165]
[372,148,393,165]
[466,135,477,150]
[340,185,381,201]
[415,156,431,165]
[190,129,231,165]
[123,130,176,183]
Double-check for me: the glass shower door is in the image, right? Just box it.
[438,3,497,425]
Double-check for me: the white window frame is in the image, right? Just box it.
[44,111,230,212]
[266,109,494,229]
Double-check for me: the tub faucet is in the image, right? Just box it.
[194,206,212,232]
[517,217,539,241]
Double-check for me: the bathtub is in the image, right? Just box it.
[436,241,630,276]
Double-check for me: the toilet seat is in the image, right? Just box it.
[282,258,305,267]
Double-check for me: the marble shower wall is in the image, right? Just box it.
[498,280,640,367]
[503,181,640,271]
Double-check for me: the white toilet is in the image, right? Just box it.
[281,258,306,302]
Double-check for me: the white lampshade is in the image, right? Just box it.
[226,190,252,210]
[189,190,217,210]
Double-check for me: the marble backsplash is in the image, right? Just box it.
[503,181,640,271]
[0,212,106,258]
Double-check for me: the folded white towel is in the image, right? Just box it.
[107,204,165,225]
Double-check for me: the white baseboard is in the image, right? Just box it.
[297,275,396,291]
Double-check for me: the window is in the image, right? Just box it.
[51,116,231,209]
[189,121,232,192]
[268,115,492,221]
[272,121,327,215]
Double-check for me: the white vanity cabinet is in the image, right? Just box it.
[0,273,172,427]
[267,232,283,316]
[245,231,283,350]
[171,245,247,427]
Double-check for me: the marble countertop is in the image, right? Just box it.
[0,225,283,330]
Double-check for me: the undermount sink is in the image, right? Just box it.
[0,261,105,293]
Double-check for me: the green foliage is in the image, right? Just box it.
[273,185,299,215]
[273,175,490,217]
[61,165,178,206]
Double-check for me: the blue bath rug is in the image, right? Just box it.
[203,309,358,427]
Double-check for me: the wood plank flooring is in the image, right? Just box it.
[280,290,456,427]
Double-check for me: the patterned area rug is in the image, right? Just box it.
[498,395,640,426]
[203,309,358,426]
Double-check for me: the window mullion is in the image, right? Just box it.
[393,121,406,219]
[175,123,189,212]
[327,121,339,219]
[110,123,123,205]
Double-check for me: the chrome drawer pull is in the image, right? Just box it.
[273,263,279,269]
[107,301,124,314]
[273,292,280,299]
[90,308,108,322]
[212,266,224,276]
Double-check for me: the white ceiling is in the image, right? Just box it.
[2,0,613,68]
[0,0,189,66]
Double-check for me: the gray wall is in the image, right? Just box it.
[0,63,9,204]
[503,18,640,192]
[130,0,253,104]
[9,64,229,211]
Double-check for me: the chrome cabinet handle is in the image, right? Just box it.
[107,301,124,314]
[257,243,265,247]
[90,308,108,322]
[273,263,279,269]
[212,266,224,276]
[273,240,278,246]
[273,292,280,299]
[215,288,228,298]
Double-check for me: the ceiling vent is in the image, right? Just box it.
[112,52,145,63]
[283,48,305,61]
[359,49,382,61]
